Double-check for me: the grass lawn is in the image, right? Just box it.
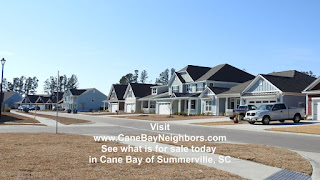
[113,115,225,121]
[193,121,249,126]
[0,112,40,125]
[0,133,245,180]
[266,124,320,135]
[26,111,91,125]
[139,135,312,175]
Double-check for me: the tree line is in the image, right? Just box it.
[2,74,78,96]
[119,68,176,85]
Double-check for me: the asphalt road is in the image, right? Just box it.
[35,112,320,153]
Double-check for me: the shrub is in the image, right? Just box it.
[180,112,188,116]
[206,112,212,116]
[173,112,179,115]
[4,105,11,112]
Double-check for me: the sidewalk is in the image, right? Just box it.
[11,111,65,127]
[119,138,311,180]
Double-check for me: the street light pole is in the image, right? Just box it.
[0,58,6,119]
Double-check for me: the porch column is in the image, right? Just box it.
[141,101,143,110]
[184,100,187,112]
[178,99,181,113]
[195,99,199,114]
[306,94,309,115]
[148,100,150,113]
[216,98,220,116]
[225,97,228,111]
[201,100,203,114]
[103,102,106,110]
[187,98,191,115]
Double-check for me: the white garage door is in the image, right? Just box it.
[313,100,320,120]
[111,103,118,113]
[247,99,277,108]
[126,104,134,113]
[159,103,170,115]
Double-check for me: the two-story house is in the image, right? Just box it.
[303,76,320,120]
[106,84,127,113]
[2,92,22,109]
[153,64,255,115]
[62,88,107,112]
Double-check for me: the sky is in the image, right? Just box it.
[1,0,320,95]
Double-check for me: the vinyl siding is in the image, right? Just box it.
[247,78,277,93]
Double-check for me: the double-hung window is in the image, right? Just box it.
[172,86,179,93]
[205,101,212,111]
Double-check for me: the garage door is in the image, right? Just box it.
[313,101,320,120]
[247,99,277,108]
[126,104,134,113]
[159,103,170,115]
[111,103,118,113]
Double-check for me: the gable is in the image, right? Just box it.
[180,72,193,83]
[245,77,277,93]
[311,82,320,91]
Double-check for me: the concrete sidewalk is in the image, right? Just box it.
[119,138,311,180]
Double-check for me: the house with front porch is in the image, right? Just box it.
[123,83,157,113]
[106,84,127,113]
[218,70,316,115]
[153,64,255,115]
[302,76,320,120]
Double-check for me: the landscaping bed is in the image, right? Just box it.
[0,112,40,125]
[266,124,320,135]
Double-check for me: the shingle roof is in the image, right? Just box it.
[113,84,128,100]
[178,65,211,81]
[130,83,157,98]
[173,93,201,98]
[26,95,40,103]
[70,89,90,96]
[208,87,230,95]
[175,72,186,83]
[220,80,253,95]
[261,70,316,92]
[197,64,255,83]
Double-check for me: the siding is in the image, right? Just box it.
[247,78,277,93]
[282,95,306,108]
[77,89,107,112]
[3,93,22,108]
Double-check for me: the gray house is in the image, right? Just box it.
[2,92,22,109]
[62,88,107,112]
[218,70,316,113]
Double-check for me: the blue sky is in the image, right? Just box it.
[1,0,319,95]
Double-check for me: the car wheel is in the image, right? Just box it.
[279,120,285,123]
[249,121,255,125]
[293,114,301,123]
[262,116,270,125]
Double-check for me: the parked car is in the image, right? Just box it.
[29,106,40,111]
[53,106,65,111]
[226,105,257,120]
[244,103,305,125]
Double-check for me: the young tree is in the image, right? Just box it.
[140,70,148,83]
[44,76,57,94]
[170,68,176,78]
[24,77,38,95]
[66,74,78,90]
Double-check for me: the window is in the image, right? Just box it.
[111,92,116,99]
[256,101,262,103]
[205,101,212,111]
[270,100,276,103]
[209,83,213,87]
[249,101,254,104]
[150,101,155,108]
[196,83,205,92]
[128,90,133,98]
[172,86,179,93]
[91,98,95,102]
[263,101,268,103]
[186,84,192,92]
[152,88,157,94]
[191,100,196,109]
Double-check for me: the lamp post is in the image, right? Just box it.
[0,58,6,119]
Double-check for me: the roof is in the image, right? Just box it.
[207,86,230,95]
[26,95,40,103]
[175,72,186,83]
[139,92,170,101]
[178,65,211,81]
[261,70,316,92]
[197,64,255,83]
[2,92,19,102]
[173,93,201,98]
[220,80,253,95]
[113,84,128,100]
[69,89,90,96]
[130,83,156,98]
